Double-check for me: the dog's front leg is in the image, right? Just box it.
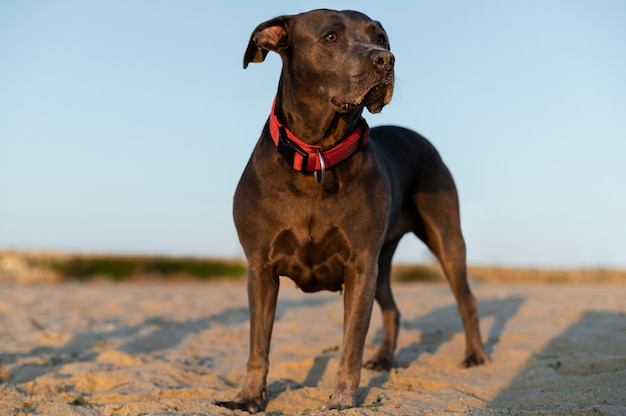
[326,265,377,410]
[216,266,279,413]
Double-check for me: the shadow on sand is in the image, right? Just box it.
[0,293,336,385]
[268,296,525,406]
[482,309,626,415]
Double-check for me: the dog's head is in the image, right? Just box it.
[244,9,394,115]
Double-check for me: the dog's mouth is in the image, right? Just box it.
[363,77,394,114]
[332,72,394,114]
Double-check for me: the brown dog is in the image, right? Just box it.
[216,9,487,412]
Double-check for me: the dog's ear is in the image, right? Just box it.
[243,15,292,69]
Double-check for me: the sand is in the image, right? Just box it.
[1,278,625,415]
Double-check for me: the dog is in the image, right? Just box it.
[216,9,487,412]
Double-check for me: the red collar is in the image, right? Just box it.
[268,98,369,173]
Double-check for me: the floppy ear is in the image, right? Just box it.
[243,15,292,69]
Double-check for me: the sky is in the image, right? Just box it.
[1,1,625,268]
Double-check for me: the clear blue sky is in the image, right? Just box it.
[1,1,625,268]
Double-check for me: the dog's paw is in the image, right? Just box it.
[462,349,489,368]
[214,398,263,414]
[363,355,393,372]
[325,388,355,410]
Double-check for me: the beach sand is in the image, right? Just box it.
[1,278,625,415]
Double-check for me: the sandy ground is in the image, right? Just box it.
[1,279,625,415]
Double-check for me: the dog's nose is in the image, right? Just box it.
[370,50,394,71]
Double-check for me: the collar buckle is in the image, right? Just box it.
[276,126,309,171]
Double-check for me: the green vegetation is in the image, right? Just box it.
[69,397,85,406]
[364,392,390,410]
[548,361,562,370]
[37,255,247,282]
[33,255,443,283]
[5,250,626,284]
[391,264,444,282]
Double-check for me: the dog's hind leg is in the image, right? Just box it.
[413,188,488,367]
[364,237,401,371]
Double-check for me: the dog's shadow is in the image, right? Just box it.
[266,296,524,405]
[365,296,524,392]
[0,294,337,385]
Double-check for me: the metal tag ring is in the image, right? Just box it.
[314,150,326,185]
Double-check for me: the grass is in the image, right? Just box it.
[25,254,446,283]
[2,250,625,284]
[391,263,444,282]
[391,264,626,283]
[467,265,626,283]
[21,253,247,282]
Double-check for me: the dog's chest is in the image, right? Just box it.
[269,223,351,293]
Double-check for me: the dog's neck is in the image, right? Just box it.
[276,86,364,150]
[268,96,369,175]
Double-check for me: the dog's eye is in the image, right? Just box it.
[324,32,338,43]
[376,34,387,46]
